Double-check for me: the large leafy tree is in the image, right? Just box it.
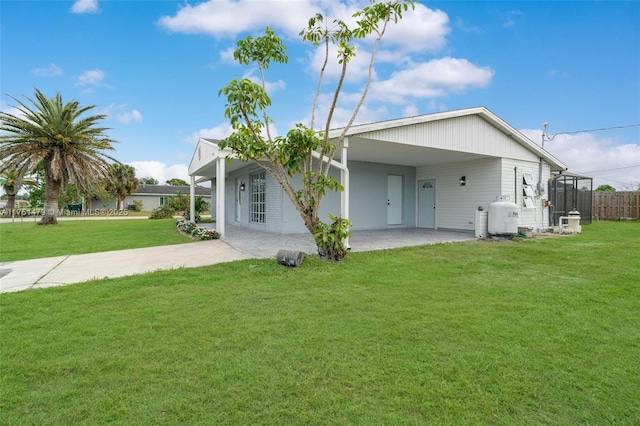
[594,184,616,192]
[166,178,189,186]
[219,0,415,260]
[0,89,117,224]
[105,163,139,210]
[139,176,158,185]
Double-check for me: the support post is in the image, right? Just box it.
[189,175,196,223]
[216,157,226,238]
[341,138,350,249]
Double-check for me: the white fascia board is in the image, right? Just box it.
[477,109,568,171]
[188,138,236,176]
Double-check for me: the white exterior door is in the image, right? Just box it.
[418,179,436,228]
[387,175,403,225]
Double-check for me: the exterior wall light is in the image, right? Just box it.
[240,182,246,191]
[460,176,466,186]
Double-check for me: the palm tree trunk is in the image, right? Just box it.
[40,175,62,225]
[5,185,16,217]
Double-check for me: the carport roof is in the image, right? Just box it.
[327,106,567,171]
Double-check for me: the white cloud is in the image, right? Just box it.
[381,4,450,53]
[70,0,99,14]
[520,129,640,190]
[116,109,142,124]
[31,64,63,77]
[294,91,389,129]
[102,104,142,124]
[76,69,109,87]
[305,41,376,84]
[185,123,234,145]
[157,0,449,55]
[128,161,191,186]
[219,47,236,63]
[157,0,318,38]
[242,70,286,94]
[370,57,494,103]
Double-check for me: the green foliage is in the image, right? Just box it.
[165,178,189,186]
[313,213,352,261]
[131,199,144,212]
[149,204,176,220]
[58,183,82,208]
[167,192,209,222]
[139,176,158,185]
[218,1,415,261]
[103,163,139,210]
[595,184,616,192]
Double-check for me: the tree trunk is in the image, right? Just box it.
[5,186,16,217]
[40,175,62,225]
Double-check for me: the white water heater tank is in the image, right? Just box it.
[488,196,519,236]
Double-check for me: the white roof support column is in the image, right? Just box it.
[189,175,196,223]
[341,138,350,249]
[216,156,226,238]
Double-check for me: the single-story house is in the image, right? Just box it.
[89,184,211,211]
[188,107,567,238]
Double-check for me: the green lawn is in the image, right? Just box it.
[0,219,192,261]
[1,221,638,424]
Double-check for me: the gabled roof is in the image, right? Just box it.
[328,106,567,171]
[135,184,210,196]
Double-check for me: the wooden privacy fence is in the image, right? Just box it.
[592,191,640,220]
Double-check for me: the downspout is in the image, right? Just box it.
[514,167,518,205]
[538,157,544,228]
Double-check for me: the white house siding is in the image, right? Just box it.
[500,158,551,231]
[417,158,502,232]
[90,193,211,211]
[358,115,536,159]
[348,161,416,230]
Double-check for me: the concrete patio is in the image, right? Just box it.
[218,224,477,258]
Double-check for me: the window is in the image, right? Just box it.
[522,173,536,208]
[160,196,168,206]
[250,171,266,223]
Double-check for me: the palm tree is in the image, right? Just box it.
[0,167,37,215]
[0,89,117,224]
[105,163,139,210]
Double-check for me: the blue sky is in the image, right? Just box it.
[2,0,639,189]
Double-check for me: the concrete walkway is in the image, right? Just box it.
[0,226,476,294]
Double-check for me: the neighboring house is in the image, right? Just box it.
[89,184,212,211]
[188,107,568,237]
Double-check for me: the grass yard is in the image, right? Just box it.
[1,221,638,424]
[0,219,192,262]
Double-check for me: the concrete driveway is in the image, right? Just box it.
[0,240,247,293]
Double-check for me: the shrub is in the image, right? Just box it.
[131,200,144,212]
[313,214,352,261]
[175,219,220,240]
[149,205,175,219]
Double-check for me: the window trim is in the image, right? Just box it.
[250,171,266,224]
